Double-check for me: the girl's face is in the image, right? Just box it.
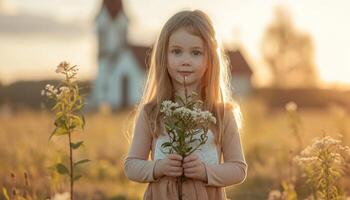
[167,28,208,90]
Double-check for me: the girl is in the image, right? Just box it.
[124,9,247,200]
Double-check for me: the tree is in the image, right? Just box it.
[261,6,319,88]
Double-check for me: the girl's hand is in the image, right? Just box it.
[183,154,207,182]
[154,154,183,179]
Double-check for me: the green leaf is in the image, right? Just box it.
[161,142,172,149]
[54,115,67,128]
[2,187,10,200]
[74,159,90,167]
[175,95,185,106]
[81,115,86,129]
[75,84,80,93]
[73,175,82,182]
[71,96,77,108]
[200,134,207,141]
[165,124,173,131]
[77,103,83,110]
[49,126,69,140]
[70,141,84,150]
[52,102,62,111]
[56,163,69,175]
[71,115,83,130]
[54,126,69,136]
[189,138,199,143]
[186,146,193,152]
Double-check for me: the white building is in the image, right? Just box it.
[88,0,147,112]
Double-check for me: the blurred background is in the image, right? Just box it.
[0,0,349,199]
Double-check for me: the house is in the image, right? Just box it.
[227,49,254,97]
[88,0,253,112]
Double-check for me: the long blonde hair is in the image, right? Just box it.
[131,9,241,145]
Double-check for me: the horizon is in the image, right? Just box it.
[0,0,349,88]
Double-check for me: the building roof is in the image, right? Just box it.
[226,50,253,76]
[130,45,151,69]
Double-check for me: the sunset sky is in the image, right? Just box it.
[0,0,349,88]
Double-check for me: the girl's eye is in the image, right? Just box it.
[192,50,202,56]
[171,49,182,55]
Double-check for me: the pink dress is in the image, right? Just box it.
[124,104,247,200]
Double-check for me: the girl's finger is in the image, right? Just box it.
[184,172,197,179]
[168,154,183,161]
[168,166,183,173]
[183,161,198,168]
[169,171,182,177]
[183,154,198,163]
[169,159,182,167]
[184,167,197,174]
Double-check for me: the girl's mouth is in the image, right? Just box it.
[178,71,193,76]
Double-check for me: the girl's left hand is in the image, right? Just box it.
[183,154,207,182]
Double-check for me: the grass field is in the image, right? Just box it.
[0,98,349,199]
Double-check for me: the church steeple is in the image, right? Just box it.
[96,0,124,21]
[103,0,123,19]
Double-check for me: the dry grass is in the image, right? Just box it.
[0,98,349,199]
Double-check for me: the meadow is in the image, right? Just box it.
[0,97,349,200]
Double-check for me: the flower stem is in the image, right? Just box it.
[177,176,182,200]
[68,129,74,200]
[183,76,188,105]
[67,82,74,200]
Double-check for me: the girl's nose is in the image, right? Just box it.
[181,54,191,66]
[181,62,190,66]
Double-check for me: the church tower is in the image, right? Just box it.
[89,0,145,112]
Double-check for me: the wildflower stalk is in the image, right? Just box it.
[285,101,303,152]
[42,61,89,200]
[294,135,350,199]
[269,104,350,200]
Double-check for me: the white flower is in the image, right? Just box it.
[56,61,69,73]
[201,110,216,124]
[311,136,340,150]
[285,101,297,112]
[267,190,282,200]
[330,152,343,165]
[339,145,350,156]
[173,107,191,118]
[42,84,60,97]
[322,136,341,146]
[160,100,180,117]
[294,156,318,166]
[52,192,70,200]
[59,86,69,91]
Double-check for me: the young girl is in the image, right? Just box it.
[124,9,247,200]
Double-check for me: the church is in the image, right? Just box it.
[88,0,254,112]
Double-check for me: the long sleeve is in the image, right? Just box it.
[204,106,248,187]
[123,107,159,183]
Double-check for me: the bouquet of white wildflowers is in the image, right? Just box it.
[160,95,216,157]
[160,77,216,158]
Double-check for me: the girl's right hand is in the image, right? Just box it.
[154,154,183,179]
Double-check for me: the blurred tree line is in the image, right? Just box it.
[261,6,319,88]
